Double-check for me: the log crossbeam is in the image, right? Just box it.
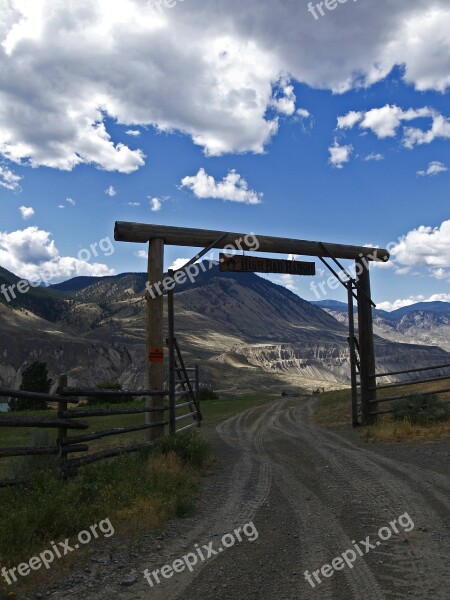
[114,222,389,262]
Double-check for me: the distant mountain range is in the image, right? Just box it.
[313,299,450,319]
[0,265,448,393]
[313,299,450,351]
[0,266,72,322]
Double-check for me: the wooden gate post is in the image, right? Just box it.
[146,238,165,440]
[167,269,176,435]
[356,258,377,425]
[347,282,359,428]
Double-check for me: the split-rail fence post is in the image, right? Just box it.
[56,374,68,476]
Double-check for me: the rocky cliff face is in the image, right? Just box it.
[321,303,450,352]
[0,265,448,394]
[374,312,450,351]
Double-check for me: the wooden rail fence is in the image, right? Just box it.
[366,362,450,417]
[0,369,201,487]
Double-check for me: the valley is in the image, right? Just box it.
[0,265,448,394]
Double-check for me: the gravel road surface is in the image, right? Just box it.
[38,398,449,600]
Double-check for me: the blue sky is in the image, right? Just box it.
[0,1,449,310]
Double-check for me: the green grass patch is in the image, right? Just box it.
[200,393,278,423]
[0,431,211,576]
[313,388,351,427]
[0,395,276,479]
[0,394,275,597]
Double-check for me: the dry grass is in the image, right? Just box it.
[365,417,450,442]
[314,378,450,442]
[0,434,210,591]
[115,453,188,529]
[313,388,351,427]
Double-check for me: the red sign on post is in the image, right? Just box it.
[148,347,164,363]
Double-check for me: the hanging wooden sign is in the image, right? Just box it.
[219,254,316,275]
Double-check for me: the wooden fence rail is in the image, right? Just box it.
[0,416,88,429]
[366,363,450,417]
[0,367,200,486]
[63,422,168,445]
[60,388,167,398]
[66,442,159,469]
[0,444,89,458]
[59,406,168,419]
[0,388,79,404]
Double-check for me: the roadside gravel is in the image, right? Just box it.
[25,398,449,600]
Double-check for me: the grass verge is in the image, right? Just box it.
[364,418,450,442]
[199,393,278,424]
[0,431,212,597]
[0,394,277,468]
[314,378,450,441]
[313,389,351,428]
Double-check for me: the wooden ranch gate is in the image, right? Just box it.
[114,222,390,427]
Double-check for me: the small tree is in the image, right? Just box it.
[9,361,52,411]
[197,385,219,402]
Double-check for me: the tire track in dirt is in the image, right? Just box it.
[272,400,449,599]
[128,400,286,600]
[47,398,449,600]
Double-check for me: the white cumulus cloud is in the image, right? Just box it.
[377,294,450,312]
[337,105,450,148]
[0,165,21,191]
[180,168,263,205]
[388,220,450,277]
[168,258,192,271]
[105,185,117,197]
[417,161,448,176]
[431,267,448,280]
[329,142,352,169]
[296,108,311,119]
[0,226,114,283]
[150,197,162,212]
[18,205,34,219]
[1,1,450,176]
[337,111,363,130]
[271,79,297,116]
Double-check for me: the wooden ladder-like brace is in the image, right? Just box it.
[166,337,202,433]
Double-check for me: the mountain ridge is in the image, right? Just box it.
[0,264,448,393]
[314,299,450,352]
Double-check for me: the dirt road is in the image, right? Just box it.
[49,398,449,599]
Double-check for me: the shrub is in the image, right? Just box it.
[9,361,51,411]
[154,431,211,468]
[197,385,219,402]
[312,387,325,395]
[392,393,449,425]
[86,381,133,405]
